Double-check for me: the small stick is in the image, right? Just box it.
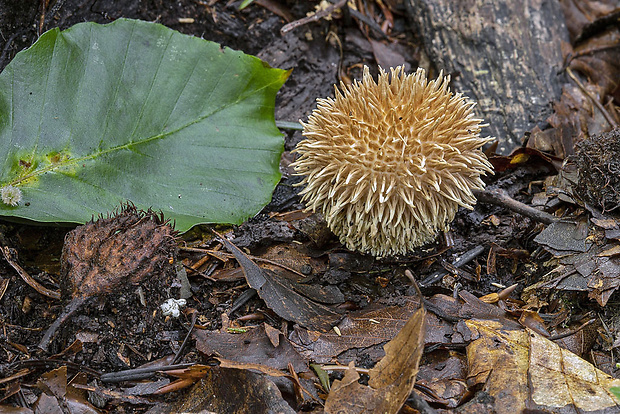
[472,188,559,225]
[2,247,61,300]
[420,245,485,287]
[347,7,388,40]
[38,0,47,36]
[275,120,303,130]
[38,296,89,351]
[566,67,617,129]
[182,263,217,282]
[280,0,347,34]
[0,29,27,70]
[172,311,198,365]
[190,254,211,271]
[321,364,370,374]
[229,288,257,314]
[8,358,102,378]
[547,318,596,341]
[100,363,194,383]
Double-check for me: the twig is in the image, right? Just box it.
[182,263,217,282]
[1,246,61,300]
[547,318,596,341]
[229,288,257,314]
[38,296,88,351]
[473,188,559,225]
[280,0,347,34]
[566,67,618,129]
[420,245,485,287]
[8,358,101,378]
[326,30,346,84]
[321,364,370,374]
[172,311,198,365]
[40,0,66,35]
[100,363,194,383]
[275,120,303,130]
[38,0,47,36]
[0,29,28,70]
[347,7,388,40]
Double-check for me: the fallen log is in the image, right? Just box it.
[406,0,569,154]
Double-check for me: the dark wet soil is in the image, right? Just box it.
[0,1,591,413]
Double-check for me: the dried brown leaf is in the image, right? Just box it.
[466,319,620,413]
[518,309,550,337]
[162,367,295,414]
[194,324,307,372]
[35,366,100,414]
[416,351,469,408]
[216,231,342,331]
[560,0,620,41]
[535,234,620,306]
[290,297,469,364]
[324,307,426,414]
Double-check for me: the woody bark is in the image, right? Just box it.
[406,0,569,154]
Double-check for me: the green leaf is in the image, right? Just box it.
[0,18,289,231]
[612,387,620,402]
[239,0,256,10]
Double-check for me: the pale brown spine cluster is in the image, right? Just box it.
[292,66,493,257]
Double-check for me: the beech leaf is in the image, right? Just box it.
[0,18,289,231]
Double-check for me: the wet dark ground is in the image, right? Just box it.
[0,1,588,412]
[0,0,542,357]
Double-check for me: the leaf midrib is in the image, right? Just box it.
[9,74,282,187]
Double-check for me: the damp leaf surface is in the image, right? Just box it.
[0,18,288,230]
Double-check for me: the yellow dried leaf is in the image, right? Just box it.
[466,319,620,413]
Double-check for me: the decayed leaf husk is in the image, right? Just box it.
[39,204,178,351]
[61,204,177,299]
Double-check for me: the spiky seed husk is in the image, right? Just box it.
[292,66,494,257]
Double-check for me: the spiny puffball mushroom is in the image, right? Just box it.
[292,66,494,257]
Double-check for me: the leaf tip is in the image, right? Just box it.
[282,68,293,83]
